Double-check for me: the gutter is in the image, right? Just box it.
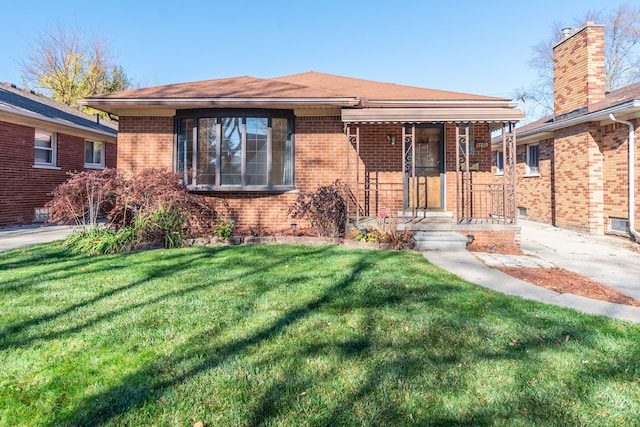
[610,114,640,242]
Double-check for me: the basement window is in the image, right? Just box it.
[518,207,527,218]
[609,217,629,234]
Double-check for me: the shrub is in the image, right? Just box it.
[46,168,120,227]
[51,168,220,254]
[289,180,347,237]
[63,226,134,255]
[213,216,234,240]
[353,217,416,250]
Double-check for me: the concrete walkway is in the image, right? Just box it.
[424,220,640,323]
[0,224,77,252]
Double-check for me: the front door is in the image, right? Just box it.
[404,124,444,210]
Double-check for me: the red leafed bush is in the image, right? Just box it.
[47,168,218,237]
[46,168,120,227]
[110,169,218,235]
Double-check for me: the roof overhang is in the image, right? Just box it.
[79,97,361,116]
[0,102,117,140]
[511,100,640,145]
[341,107,523,129]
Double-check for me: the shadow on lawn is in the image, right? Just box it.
[9,244,640,425]
[0,247,226,349]
[59,247,392,426]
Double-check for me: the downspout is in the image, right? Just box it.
[609,114,640,241]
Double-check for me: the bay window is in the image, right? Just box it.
[176,110,294,189]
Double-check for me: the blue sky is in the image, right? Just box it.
[1,0,622,100]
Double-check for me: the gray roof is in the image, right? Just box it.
[0,83,117,136]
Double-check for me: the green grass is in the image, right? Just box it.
[1,243,639,426]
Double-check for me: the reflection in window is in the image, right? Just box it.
[177,112,294,188]
[526,144,539,175]
[35,130,56,165]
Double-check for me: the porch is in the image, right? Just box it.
[343,117,520,250]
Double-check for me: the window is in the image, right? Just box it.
[84,140,105,168]
[176,110,294,189]
[495,150,504,175]
[525,144,539,176]
[34,130,56,166]
[458,123,474,155]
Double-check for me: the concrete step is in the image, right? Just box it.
[413,231,467,251]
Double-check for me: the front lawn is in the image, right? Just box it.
[1,243,639,426]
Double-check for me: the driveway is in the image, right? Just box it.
[0,224,77,252]
[519,220,640,300]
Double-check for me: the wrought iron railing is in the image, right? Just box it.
[458,183,515,224]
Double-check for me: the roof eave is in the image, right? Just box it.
[513,100,640,144]
[0,103,117,139]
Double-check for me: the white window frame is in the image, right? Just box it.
[525,144,540,177]
[84,140,105,169]
[33,130,57,168]
[495,150,504,175]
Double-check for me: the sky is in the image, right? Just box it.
[0,0,626,101]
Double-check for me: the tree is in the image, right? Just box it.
[20,25,131,113]
[518,2,640,121]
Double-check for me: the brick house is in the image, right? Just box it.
[0,83,118,228]
[82,72,523,248]
[494,22,640,239]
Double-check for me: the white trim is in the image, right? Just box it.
[84,140,105,168]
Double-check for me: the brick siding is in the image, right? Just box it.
[0,120,117,227]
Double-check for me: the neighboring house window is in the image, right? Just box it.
[458,123,474,155]
[495,150,504,175]
[34,130,56,166]
[84,140,105,168]
[176,110,294,189]
[525,144,539,176]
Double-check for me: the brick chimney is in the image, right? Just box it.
[553,21,605,117]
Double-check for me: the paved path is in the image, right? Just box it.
[0,224,77,252]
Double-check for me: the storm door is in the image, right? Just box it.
[404,124,444,210]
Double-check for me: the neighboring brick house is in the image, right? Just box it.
[0,83,118,228]
[492,22,640,239]
[82,72,523,248]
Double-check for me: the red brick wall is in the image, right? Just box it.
[117,116,174,175]
[0,120,117,227]
[553,23,605,116]
[601,120,640,230]
[512,138,554,224]
[553,123,604,233]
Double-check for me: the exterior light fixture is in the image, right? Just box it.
[467,234,475,245]
[387,134,396,145]
[291,223,297,236]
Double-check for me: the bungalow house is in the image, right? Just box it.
[81,72,523,249]
[0,83,118,228]
[493,22,640,240]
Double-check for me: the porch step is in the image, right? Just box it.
[413,231,467,251]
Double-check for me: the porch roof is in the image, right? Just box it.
[341,106,523,129]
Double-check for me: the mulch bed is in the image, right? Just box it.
[495,266,640,307]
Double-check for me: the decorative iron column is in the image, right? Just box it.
[502,123,517,224]
[346,125,360,226]
[456,124,471,223]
